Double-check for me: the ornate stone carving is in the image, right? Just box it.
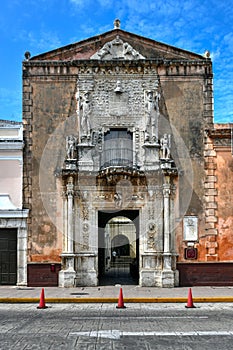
[77,91,92,142]
[147,223,156,249]
[82,233,89,250]
[163,185,171,198]
[114,80,123,93]
[66,135,77,159]
[76,63,160,75]
[66,177,74,197]
[154,186,163,199]
[148,207,155,220]
[160,134,171,159]
[170,184,176,200]
[109,89,128,119]
[83,223,89,232]
[90,36,145,60]
[114,192,122,208]
[183,216,198,241]
[81,206,89,221]
[145,89,160,143]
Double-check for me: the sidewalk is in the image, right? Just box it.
[1,285,233,303]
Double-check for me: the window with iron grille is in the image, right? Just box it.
[101,129,133,169]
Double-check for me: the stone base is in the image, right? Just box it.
[75,270,98,287]
[58,268,76,287]
[140,269,178,287]
[174,269,179,287]
[161,270,176,288]
[140,270,162,287]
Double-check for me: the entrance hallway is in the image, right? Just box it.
[99,265,137,286]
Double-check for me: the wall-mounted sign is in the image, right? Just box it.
[185,247,198,260]
[183,216,198,241]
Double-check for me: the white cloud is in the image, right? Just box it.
[16,29,61,54]
[69,0,87,6]
[98,0,113,6]
[223,32,233,54]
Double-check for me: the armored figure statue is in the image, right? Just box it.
[79,91,91,141]
[145,90,160,142]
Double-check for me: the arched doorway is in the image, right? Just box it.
[98,210,139,285]
[112,234,130,257]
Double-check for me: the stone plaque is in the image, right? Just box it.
[109,93,128,117]
[183,216,198,241]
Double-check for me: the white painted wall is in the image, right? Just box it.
[0,121,23,209]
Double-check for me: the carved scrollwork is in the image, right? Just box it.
[147,222,157,249]
[81,206,89,221]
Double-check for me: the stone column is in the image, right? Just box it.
[59,176,76,287]
[17,223,28,286]
[67,176,74,255]
[162,180,174,287]
[163,183,171,254]
[161,178,176,287]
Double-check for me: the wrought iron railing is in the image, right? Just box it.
[100,147,134,169]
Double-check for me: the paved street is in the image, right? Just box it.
[1,303,233,349]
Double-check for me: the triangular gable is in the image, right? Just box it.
[29,29,205,62]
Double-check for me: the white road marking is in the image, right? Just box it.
[72,316,208,320]
[69,330,233,339]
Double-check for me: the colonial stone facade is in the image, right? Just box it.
[22,20,233,287]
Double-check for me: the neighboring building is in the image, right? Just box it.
[0,120,28,285]
[22,20,233,287]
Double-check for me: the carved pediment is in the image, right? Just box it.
[90,36,145,60]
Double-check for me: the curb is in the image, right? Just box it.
[1,297,233,303]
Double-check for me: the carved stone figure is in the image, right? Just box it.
[145,90,160,142]
[123,42,141,59]
[97,42,112,59]
[160,134,171,159]
[114,192,122,208]
[147,223,156,249]
[66,135,76,159]
[90,36,145,60]
[79,92,91,141]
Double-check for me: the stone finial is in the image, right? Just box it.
[24,51,31,60]
[114,19,121,29]
[204,50,210,58]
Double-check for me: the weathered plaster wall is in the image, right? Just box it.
[163,78,209,264]
[23,78,77,262]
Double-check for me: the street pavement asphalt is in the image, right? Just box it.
[1,285,233,303]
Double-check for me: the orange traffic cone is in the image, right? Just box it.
[185,288,196,308]
[37,288,48,309]
[116,287,126,309]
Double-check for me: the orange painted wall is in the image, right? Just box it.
[215,148,233,260]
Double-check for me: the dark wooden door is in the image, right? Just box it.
[0,229,17,285]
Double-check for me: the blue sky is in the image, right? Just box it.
[0,0,232,123]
